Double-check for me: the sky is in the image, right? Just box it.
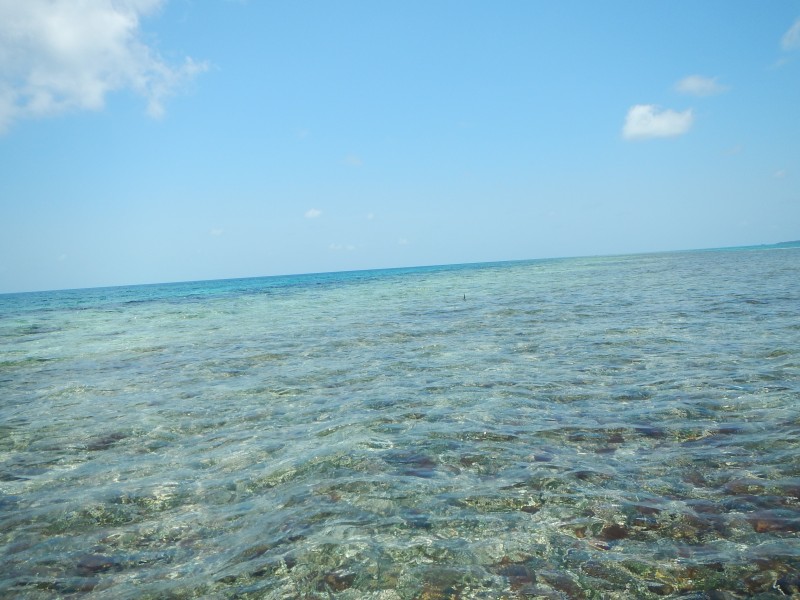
[0,1,798,293]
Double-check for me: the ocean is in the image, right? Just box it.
[1,246,798,599]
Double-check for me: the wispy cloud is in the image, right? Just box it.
[726,144,744,155]
[304,208,322,218]
[210,228,224,237]
[774,169,787,179]
[622,104,693,140]
[782,18,800,51]
[0,0,207,133]
[675,75,728,97]
[343,154,363,167]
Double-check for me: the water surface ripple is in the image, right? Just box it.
[1,248,799,598]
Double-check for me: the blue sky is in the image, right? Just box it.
[1,1,798,293]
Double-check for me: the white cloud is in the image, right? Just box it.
[675,75,728,97]
[774,169,787,179]
[0,0,207,132]
[210,228,224,237]
[771,57,791,69]
[782,18,800,50]
[398,237,409,246]
[622,104,693,140]
[305,208,322,218]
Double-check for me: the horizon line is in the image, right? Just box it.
[2,240,798,297]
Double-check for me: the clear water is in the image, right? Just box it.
[1,248,799,599]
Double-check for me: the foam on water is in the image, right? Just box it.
[1,248,799,598]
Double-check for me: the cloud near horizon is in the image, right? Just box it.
[0,0,206,133]
[622,104,693,140]
[675,75,728,97]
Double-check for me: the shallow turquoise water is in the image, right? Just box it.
[1,248,799,599]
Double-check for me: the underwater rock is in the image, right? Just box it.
[282,555,297,571]
[324,489,342,502]
[415,568,467,600]
[403,509,433,530]
[492,557,536,592]
[76,554,121,576]
[720,494,762,512]
[25,577,101,594]
[776,574,800,595]
[599,523,629,541]
[723,478,766,495]
[321,569,356,591]
[713,592,746,600]
[62,577,101,593]
[634,425,667,438]
[682,469,710,487]
[580,560,633,587]
[572,469,612,483]
[645,581,675,596]
[778,481,800,501]
[86,432,128,451]
[415,582,462,600]
[742,567,784,595]
[589,540,612,551]
[606,432,625,444]
[683,509,728,537]
[631,514,661,531]
[538,571,586,599]
[747,510,800,533]
[496,562,534,581]
[625,503,663,531]
[250,553,298,579]
[628,502,662,516]
[459,455,480,467]
[686,499,723,514]
[384,450,437,478]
